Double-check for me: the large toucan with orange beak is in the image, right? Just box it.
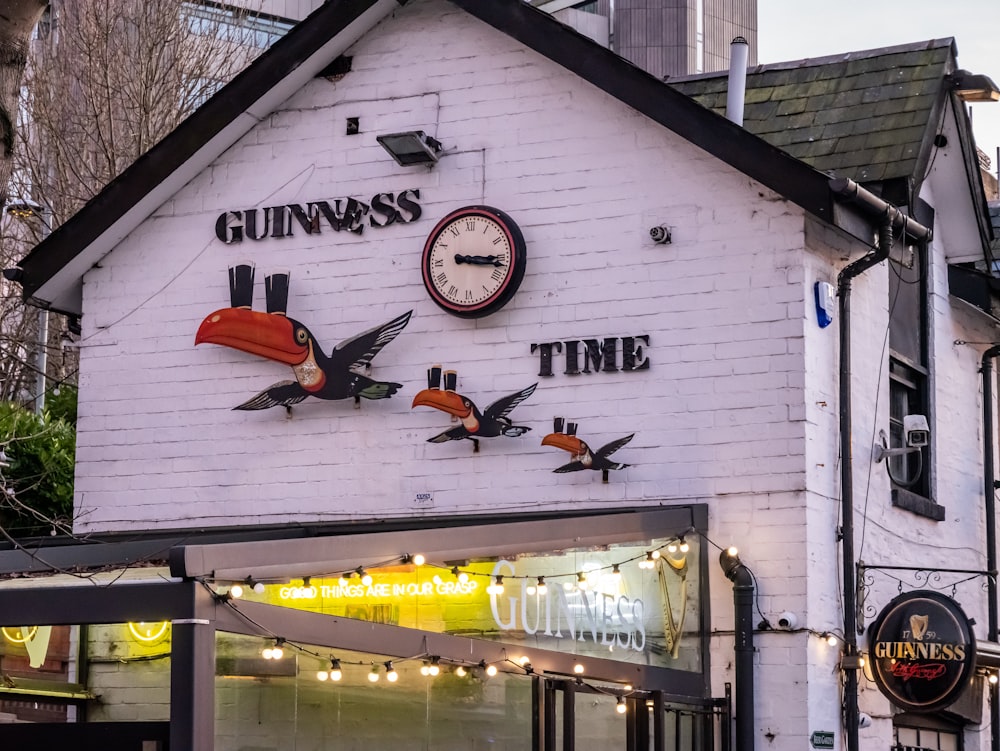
[541,418,633,478]
[195,265,411,410]
[411,366,536,451]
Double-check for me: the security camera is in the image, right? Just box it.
[858,713,872,729]
[777,611,799,630]
[903,414,930,448]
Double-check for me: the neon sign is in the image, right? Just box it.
[278,580,480,601]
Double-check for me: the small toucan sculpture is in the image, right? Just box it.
[196,264,411,411]
[411,365,536,452]
[541,417,634,482]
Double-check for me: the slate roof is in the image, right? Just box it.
[668,39,956,187]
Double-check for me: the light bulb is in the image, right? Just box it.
[361,573,373,587]
[486,664,498,677]
[421,662,431,676]
[527,584,537,595]
[271,645,284,660]
[429,658,440,676]
[455,666,467,677]
[317,670,329,681]
[433,574,443,585]
[252,582,266,594]
[667,541,678,554]
[990,673,999,685]
[573,664,585,674]
[330,661,342,681]
[411,553,425,566]
[611,565,621,582]
[616,697,627,714]
[262,647,273,659]
[726,546,739,557]
[577,572,588,589]
[651,550,661,560]
[385,662,398,682]
[339,576,349,587]
[536,577,548,595]
[825,633,838,647]
[679,540,690,553]
[368,666,380,683]
[229,584,244,599]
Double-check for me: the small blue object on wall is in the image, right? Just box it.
[814,281,835,328]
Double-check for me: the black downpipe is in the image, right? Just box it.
[830,175,931,751]
[982,346,1000,751]
[721,550,754,751]
[837,211,894,751]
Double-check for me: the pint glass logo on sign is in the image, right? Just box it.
[868,591,975,713]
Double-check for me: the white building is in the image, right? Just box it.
[1,1,999,750]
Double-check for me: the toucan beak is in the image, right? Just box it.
[541,433,584,454]
[195,307,308,365]
[411,388,471,418]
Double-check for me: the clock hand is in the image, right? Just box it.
[454,254,505,267]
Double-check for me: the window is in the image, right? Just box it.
[888,239,942,519]
[894,719,961,751]
[182,2,295,49]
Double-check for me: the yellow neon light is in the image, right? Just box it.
[2,626,39,644]
[127,621,170,643]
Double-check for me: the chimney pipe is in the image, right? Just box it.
[726,36,749,126]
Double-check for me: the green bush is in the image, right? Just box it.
[0,394,76,538]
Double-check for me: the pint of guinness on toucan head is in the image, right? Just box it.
[265,272,290,316]
[228,263,255,309]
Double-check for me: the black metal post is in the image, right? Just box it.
[170,618,216,751]
[982,346,1000,751]
[563,679,575,751]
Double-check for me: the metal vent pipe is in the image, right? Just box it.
[726,37,749,126]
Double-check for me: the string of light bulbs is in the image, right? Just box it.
[209,528,705,599]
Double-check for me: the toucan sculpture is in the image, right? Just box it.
[541,417,634,481]
[411,365,536,452]
[195,264,411,410]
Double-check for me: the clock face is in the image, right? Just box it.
[421,206,527,318]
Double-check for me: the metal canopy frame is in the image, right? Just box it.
[0,506,710,750]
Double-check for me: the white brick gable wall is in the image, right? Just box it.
[73,0,811,532]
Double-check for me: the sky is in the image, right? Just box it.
[757,0,1000,176]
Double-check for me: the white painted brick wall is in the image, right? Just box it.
[74,1,811,535]
[65,1,1000,749]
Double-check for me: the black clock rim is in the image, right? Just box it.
[421,205,526,318]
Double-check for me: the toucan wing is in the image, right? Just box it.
[427,426,468,443]
[553,460,586,473]
[233,381,309,411]
[331,310,412,371]
[595,434,635,458]
[483,383,537,420]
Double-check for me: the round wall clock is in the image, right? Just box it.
[421,205,527,318]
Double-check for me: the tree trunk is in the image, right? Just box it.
[0,0,46,210]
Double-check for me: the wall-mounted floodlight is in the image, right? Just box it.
[376,131,443,166]
[949,69,1000,102]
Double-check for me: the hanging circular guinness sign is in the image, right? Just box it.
[868,590,976,713]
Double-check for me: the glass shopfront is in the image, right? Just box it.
[0,507,720,750]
